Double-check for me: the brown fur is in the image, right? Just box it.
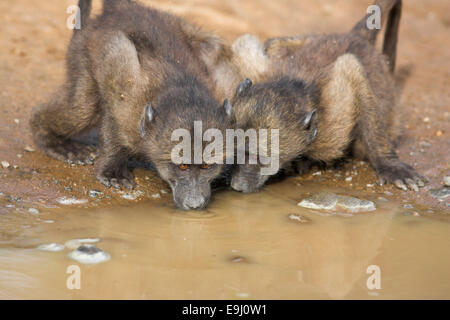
[29,0,233,209]
[223,0,425,192]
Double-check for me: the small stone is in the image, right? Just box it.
[312,171,322,176]
[17,154,22,159]
[37,243,65,252]
[89,190,104,198]
[444,176,450,187]
[57,197,88,205]
[231,256,247,263]
[67,244,110,264]
[160,190,168,194]
[345,176,352,182]
[412,212,421,217]
[298,192,376,213]
[151,193,161,199]
[423,117,430,123]
[288,214,311,224]
[121,190,144,200]
[24,146,35,152]
[420,141,431,148]
[28,208,40,215]
[429,188,450,201]
[14,119,20,124]
[403,204,414,209]
[64,186,73,191]
[436,130,443,137]
[65,238,100,250]
[1,161,10,169]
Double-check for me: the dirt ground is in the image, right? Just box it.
[0,0,449,212]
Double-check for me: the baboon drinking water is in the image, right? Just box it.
[29,0,233,210]
[223,0,425,192]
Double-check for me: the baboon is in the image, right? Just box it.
[29,0,234,210]
[222,0,426,193]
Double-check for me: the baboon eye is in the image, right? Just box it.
[201,163,209,169]
[179,164,189,171]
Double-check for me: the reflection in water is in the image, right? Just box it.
[0,179,449,299]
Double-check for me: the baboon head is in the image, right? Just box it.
[229,78,319,193]
[139,84,234,210]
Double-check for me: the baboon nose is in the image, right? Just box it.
[231,177,248,192]
[183,196,206,210]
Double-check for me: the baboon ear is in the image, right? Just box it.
[140,103,154,138]
[236,78,253,96]
[223,99,233,117]
[303,110,318,144]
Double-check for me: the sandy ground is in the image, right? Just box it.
[0,0,449,211]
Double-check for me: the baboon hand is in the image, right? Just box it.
[95,161,136,191]
[376,160,427,192]
[43,141,97,166]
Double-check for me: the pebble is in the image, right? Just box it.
[231,256,247,263]
[403,204,414,209]
[24,146,35,152]
[65,238,100,250]
[67,244,110,264]
[57,197,88,205]
[420,141,431,148]
[160,190,168,194]
[121,190,144,200]
[151,193,161,199]
[345,176,353,182]
[1,161,10,169]
[312,171,322,176]
[28,208,40,215]
[37,243,65,252]
[298,192,376,213]
[444,176,450,187]
[88,190,104,198]
[288,214,311,224]
[429,188,450,201]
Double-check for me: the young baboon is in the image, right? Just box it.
[29,0,234,210]
[224,0,425,193]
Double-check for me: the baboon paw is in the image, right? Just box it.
[376,161,426,192]
[45,142,97,166]
[96,171,136,191]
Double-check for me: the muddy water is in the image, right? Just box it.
[0,178,449,299]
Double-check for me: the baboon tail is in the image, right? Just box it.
[351,0,402,72]
[77,0,92,31]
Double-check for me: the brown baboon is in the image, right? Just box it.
[29,0,234,210]
[222,0,425,193]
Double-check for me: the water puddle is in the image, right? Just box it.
[0,179,449,299]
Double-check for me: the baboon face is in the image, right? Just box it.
[163,163,223,210]
[230,163,271,193]
[229,78,318,193]
[139,92,233,210]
